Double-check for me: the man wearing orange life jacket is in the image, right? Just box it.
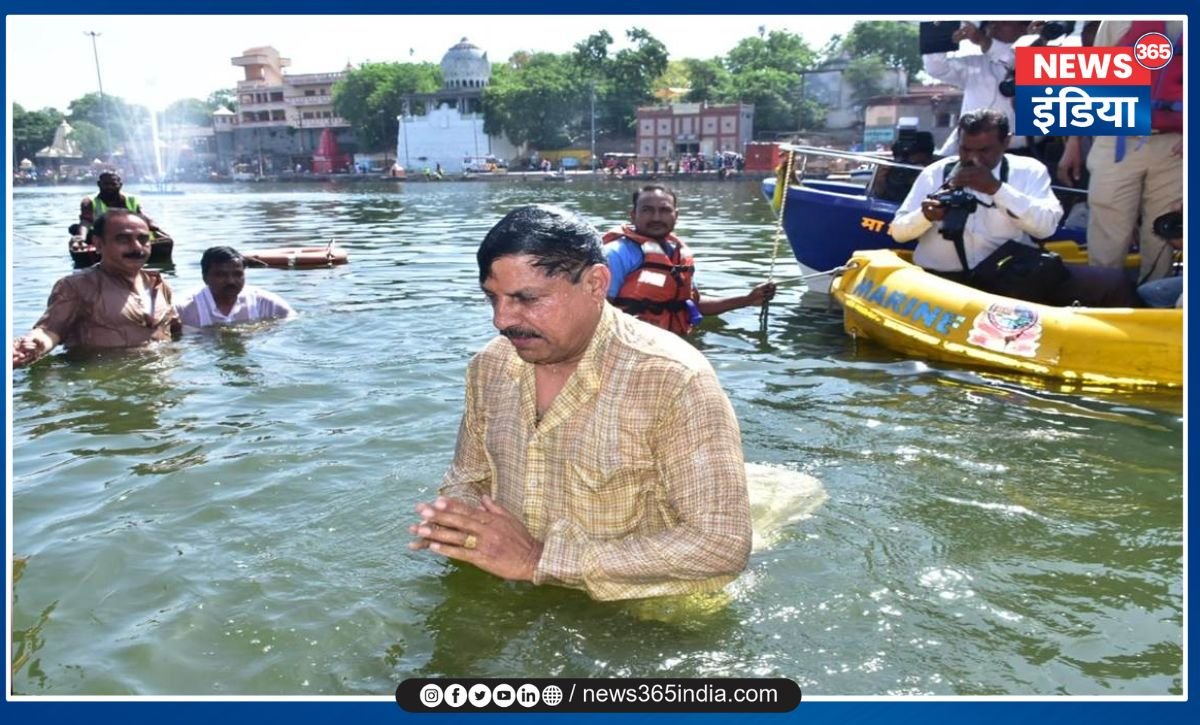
[602,185,776,335]
[1057,20,1183,283]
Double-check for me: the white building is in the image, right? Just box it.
[395,38,519,173]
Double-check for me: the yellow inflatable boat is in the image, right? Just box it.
[830,249,1183,389]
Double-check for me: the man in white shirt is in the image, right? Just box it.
[892,109,1140,307]
[922,20,1029,156]
[176,246,296,327]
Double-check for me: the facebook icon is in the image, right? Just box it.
[445,684,467,707]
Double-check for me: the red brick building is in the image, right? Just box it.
[636,103,754,161]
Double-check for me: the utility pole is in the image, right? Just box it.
[84,31,113,158]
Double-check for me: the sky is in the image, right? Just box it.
[5,15,858,112]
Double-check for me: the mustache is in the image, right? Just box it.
[500,327,541,340]
[122,251,147,259]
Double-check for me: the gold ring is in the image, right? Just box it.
[463,534,478,550]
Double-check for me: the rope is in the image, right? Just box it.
[765,150,796,284]
[801,262,858,281]
[759,150,798,328]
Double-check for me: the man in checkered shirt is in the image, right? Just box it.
[410,205,752,601]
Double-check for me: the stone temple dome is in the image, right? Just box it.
[440,37,490,90]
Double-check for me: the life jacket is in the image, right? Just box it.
[90,194,158,241]
[1118,21,1183,133]
[603,225,697,335]
[93,193,141,215]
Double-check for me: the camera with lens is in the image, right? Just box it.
[931,188,979,241]
[1152,210,1183,241]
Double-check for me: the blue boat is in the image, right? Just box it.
[761,145,1087,292]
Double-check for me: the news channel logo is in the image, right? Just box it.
[1014,33,1174,136]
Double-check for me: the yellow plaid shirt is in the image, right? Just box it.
[440,303,751,601]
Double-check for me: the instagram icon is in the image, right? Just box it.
[418,684,442,708]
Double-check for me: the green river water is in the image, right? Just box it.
[8,178,1183,695]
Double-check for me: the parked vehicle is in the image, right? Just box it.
[462,156,506,173]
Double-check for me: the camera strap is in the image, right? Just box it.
[942,156,1010,271]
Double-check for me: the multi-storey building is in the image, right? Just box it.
[213,46,357,175]
[635,103,754,162]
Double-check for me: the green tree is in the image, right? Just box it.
[718,68,824,133]
[483,52,586,148]
[68,120,108,161]
[572,30,612,76]
[604,28,669,135]
[840,21,921,77]
[682,58,731,103]
[506,51,533,69]
[571,28,668,139]
[655,59,691,100]
[843,55,891,106]
[66,92,150,149]
[332,62,442,150]
[715,30,822,134]
[162,98,213,126]
[206,88,236,112]
[726,30,816,75]
[12,103,64,165]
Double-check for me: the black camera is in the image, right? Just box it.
[918,21,962,54]
[1038,21,1075,42]
[931,188,979,242]
[1152,210,1183,241]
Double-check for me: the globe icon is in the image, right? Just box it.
[542,685,563,706]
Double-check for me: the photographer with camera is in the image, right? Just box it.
[892,109,1140,307]
[920,20,1030,156]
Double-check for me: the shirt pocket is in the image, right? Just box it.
[567,461,656,538]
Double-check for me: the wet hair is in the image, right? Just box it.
[958,108,1010,140]
[477,204,604,285]
[632,184,677,209]
[200,246,246,276]
[91,208,149,240]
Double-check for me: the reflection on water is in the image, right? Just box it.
[9,179,1183,695]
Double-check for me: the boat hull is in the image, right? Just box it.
[830,249,1182,389]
